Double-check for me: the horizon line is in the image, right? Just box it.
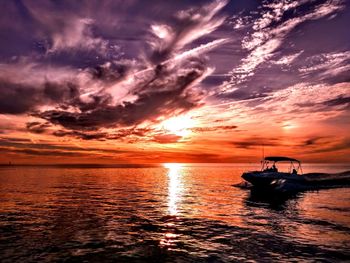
[1,162,350,168]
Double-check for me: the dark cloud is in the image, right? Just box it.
[36,59,205,131]
[308,138,350,154]
[0,147,86,157]
[0,137,32,143]
[0,80,42,114]
[151,134,182,144]
[0,78,80,114]
[26,121,51,134]
[0,1,228,140]
[42,82,79,104]
[219,88,271,101]
[303,137,324,147]
[52,130,108,140]
[90,63,128,82]
[0,137,126,154]
[52,127,152,141]
[232,136,281,149]
[324,96,350,107]
[0,75,113,116]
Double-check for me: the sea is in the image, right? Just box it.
[0,163,349,262]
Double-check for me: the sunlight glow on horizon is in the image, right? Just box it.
[163,163,183,169]
[161,115,196,137]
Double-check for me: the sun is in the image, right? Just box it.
[161,115,195,137]
[282,121,298,130]
[163,163,183,169]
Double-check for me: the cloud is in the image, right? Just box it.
[53,130,109,140]
[307,138,350,154]
[0,137,127,154]
[51,127,153,141]
[299,51,350,81]
[213,81,350,125]
[17,1,108,54]
[26,2,227,134]
[0,62,84,114]
[151,134,182,144]
[271,82,350,116]
[0,76,99,115]
[302,137,326,147]
[231,136,281,149]
[191,125,237,133]
[0,80,43,114]
[1,1,348,163]
[149,0,227,63]
[0,1,228,143]
[36,62,205,130]
[26,121,51,134]
[0,146,87,157]
[47,18,108,53]
[324,96,350,107]
[223,0,345,92]
[271,51,303,66]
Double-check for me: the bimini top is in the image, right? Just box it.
[264,156,300,163]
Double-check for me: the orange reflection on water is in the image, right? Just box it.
[163,163,183,215]
[160,163,183,249]
[159,230,179,248]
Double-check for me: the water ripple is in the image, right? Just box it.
[0,165,349,262]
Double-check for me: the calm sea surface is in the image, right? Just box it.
[0,164,349,262]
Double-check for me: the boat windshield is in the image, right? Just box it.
[261,157,302,174]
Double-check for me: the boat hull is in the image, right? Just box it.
[242,171,350,193]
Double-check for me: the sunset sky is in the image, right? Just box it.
[0,0,349,164]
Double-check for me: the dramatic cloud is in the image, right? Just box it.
[0,62,82,114]
[0,0,228,138]
[222,0,346,92]
[0,0,349,163]
[36,60,206,131]
[217,82,350,125]
[149,0,227,63]
[299,51,350,81]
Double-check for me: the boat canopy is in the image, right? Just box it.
[264,156,300,163]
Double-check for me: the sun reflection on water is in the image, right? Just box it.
[160,163,184,249]
[163,163,183,215]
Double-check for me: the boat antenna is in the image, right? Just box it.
[262,144,265,160]
[260,144,265,171]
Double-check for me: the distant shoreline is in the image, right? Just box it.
[1,163,350,169]
[0,163,162,169]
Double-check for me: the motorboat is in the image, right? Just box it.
[241,156,350,193]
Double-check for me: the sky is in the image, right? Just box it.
[0,0,349,164]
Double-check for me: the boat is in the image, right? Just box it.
[241,156,350,193]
